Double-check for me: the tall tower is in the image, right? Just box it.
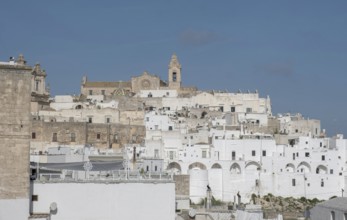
[0,55,32,219]
[168,53,182,89]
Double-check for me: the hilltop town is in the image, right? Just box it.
[1,54,346,220]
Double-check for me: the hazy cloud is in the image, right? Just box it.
[256,62,294,77]
[179,29,219,46]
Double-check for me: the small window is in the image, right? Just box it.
[146,166,149,172]
[262,150,266,157]
[190,136,193,139]
[305,152,310,157]
[295,129,298,133]
[168,126,173,131]
[89,90,93,95]
[246,108,252,113]
[106,117,111,123]
[169,151,174,160]
[232,151,236,160]
[35,80,39,91]
[155,166,157,171]
[172,72,177,82]
[52,133,57,142]
[321,180,324,187]
[230,107,235,112]
[252,150,256,156]
[32,195,38,201]
[322,155,325,161]
[330,169,333,174]
[292,179,296,186]
[32,132,36,139]
[97,133,101,140]
[154,149,159,158]
[202,150,207,158]
[71,133,76,142]
[88,117,93,123]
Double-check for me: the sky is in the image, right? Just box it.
[0,1,346,136]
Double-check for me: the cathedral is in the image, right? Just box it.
[80,54,196,97]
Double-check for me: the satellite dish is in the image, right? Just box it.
[50,202,57,211]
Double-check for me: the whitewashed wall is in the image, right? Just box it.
[32,181,175,220]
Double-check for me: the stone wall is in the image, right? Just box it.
[174,175,190,196]
[31,120,145,151]
[0,63,32,219]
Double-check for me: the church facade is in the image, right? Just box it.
[80,54,196,97]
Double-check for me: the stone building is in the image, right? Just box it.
[80,54,197,97]
[0,56,32,219]
[31,120,145,152]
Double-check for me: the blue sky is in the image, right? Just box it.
[1,1,346,136]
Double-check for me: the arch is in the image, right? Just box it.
[211,163,222,169]
[245,161,261,171]
[166,162,182,173]
[285,163,295,173]
[188,162,207,170]
[297,161,311,173]
[230,162,242,174]
[316,165,328,174]
[75,104,83,109]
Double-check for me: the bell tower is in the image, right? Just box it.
[168,53,181,89]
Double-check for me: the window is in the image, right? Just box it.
[246,108,252,113]
[322,155,325,161]
[292,179,296,186]
[231,107,235,112]
[89,90,93,95]
[106,117,111,123]
[32,132,36,139]
[155,166,157,171]
[321,180,324,187]
[202,150,207,158]
[146,117,149,122]
[293,153,296,160]
[169,151,174,160]
[71,133,76,142]
[232,151,236,160]
[52,133,57,142]
[295,129,298,133]
[252,150,256,156]
[219,106,224,112]
[35,80,40,91]
[305,152,310,157]
[168,126,173,131]
[330,169,334,174]
[32,195,38,201]
[101,90,105,95]
[154,149,159,158]
[172,72,177,82]
[88,117,92,123]
[262,150,266,157]
[146,166,149,172]
[255,179,259,187]
[97,133,101,140]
